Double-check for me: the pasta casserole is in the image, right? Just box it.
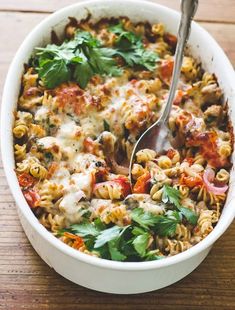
[13,16,233,261]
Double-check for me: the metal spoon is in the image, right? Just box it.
[129,0,199,182]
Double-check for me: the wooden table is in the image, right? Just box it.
[0,1,235,309]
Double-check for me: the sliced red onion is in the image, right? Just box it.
[203,167,228,195]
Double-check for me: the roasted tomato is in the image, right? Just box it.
[173,90,185,106]
[18,173,36,188]
[180,173,203,188]
[184,158,194,166]
[114,176,132,197]
[47,162,59,179]
[83,137,96,153]
[160,59,174,82]
[93,176,131,199]
[133,172,151,194]
[176,111,193,130]
[166,149,177,160]
[23,189,40,208]
[64,232,84,250]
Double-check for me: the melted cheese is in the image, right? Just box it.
[34,106,50,122]
[71,173,93,198]
[59,186,89,224]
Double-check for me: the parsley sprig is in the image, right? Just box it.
[59,207,183,262]
[35,31,122,89]
[109,23,158,70]
[34,24,158,89]
[162,185,198,225]
[59,186,198,262]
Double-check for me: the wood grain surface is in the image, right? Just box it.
[0,1,234,309]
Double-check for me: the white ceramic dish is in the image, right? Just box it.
[1,0,235,294]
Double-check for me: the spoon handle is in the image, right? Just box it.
[159,0,199,123]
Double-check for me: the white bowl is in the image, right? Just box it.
[1,0,235,294]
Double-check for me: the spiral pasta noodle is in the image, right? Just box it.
[39,213,65,232]
[136,149,156,163]
[93,181,123,200]
[14,144,27,162]
[96,204,130,226]
[38,180,64,212]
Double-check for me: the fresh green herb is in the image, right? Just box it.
[109,23,158,70]
[108,239,127,261]
[94,217,106,230]
[60,206,183,261]
[153,210,181,237]
[103,119,110,132]
[109,23,141,50]
[144,250,165,261]
[34,24,158,89]
[132,232,150,257]
[162,185,198,225]
[131,208,180,237]
[178,207,198,226]
[162,184,181,208]
[94,225,127,248]
[35,31,122,89]
[68,221,100,239]
[131,208,158,229]
[38,58,71,88]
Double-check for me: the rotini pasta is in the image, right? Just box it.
[14,144,27,162]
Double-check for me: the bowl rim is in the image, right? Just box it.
[1,0,235,271]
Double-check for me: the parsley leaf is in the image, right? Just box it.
[131,208,180,237]
[94,225,128,248]
[153,211,181,237]
[109,23,158,71]
[179,207,198,226]
[73,58,94,89]
[144,250,165,261]
[38,58,71,88]
[88,48,122,77]
[162,185,198,225]
[131,208,158,229]
[162,184,181,208]
[61,206,185,261]
[109,23,141,49]
[35,24,158,89]
[132,232,150,257]
[69,222,100,239]
[74,31,99,47]
[108,239,127,261]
